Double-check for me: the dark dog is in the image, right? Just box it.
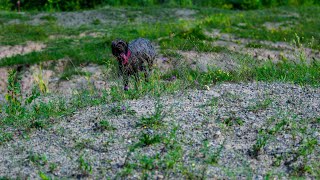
[111,38,156,90]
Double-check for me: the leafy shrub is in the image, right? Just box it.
[0,0,13,10]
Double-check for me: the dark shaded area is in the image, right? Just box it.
[1,0,319,11]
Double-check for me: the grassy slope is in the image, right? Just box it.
[0,6,320,179]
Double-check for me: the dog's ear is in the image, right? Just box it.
[117,40,128,50]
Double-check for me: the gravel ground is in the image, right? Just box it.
[0,82,319,179]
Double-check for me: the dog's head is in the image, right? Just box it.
[111,39,128,62]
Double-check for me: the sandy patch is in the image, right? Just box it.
[0,42,46,59]
[0,68,9,93]
[263,21,295,31]
[175,9,197,18]
[206,29,320,62]
[49,32,104,40]
[0,59,112,95]
[178,51,239,71]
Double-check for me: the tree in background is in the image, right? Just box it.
[0,0,13,10]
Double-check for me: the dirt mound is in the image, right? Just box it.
[0,82,319,179]
[0,59,111,95]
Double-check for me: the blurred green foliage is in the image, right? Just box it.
[1,0,319,11]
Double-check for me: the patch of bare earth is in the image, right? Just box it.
[0,82,319,179]
[0,42,46,59]
[49,32,104,40]
[0,59,113,96]
[175,9,197,20]
[262,21,295,31]
[206,29,320,62]
[178,51,240,71]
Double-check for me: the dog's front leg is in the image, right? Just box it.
[123,74,129,91]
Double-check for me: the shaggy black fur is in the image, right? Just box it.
[111,38,156,90]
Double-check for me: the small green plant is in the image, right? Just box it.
[250,131,269,158]
[28,153,48,166]
[78,154,93,175]
[136,100,165,129]
[288,138,318,176]
[201,140,224,165]
[248,98,272,112]
[49,162,58,173]
[33,64,49,94]
[98,120,116,131]
[268,119,287,135]
[117,163,136,177]
[39,171,50,180]
[40,15,57,22]
[250,118,288,157]
[223,116,244,126]
[272,155,283,167]
[0,132,13,145]
[245,42,263,48]
[92,19,101,25]
[108,104,136,116]
[161,126,183,170]
[75,138,93,150]
[5,69,23,115]
[140,155,156,170]
[30,119,47,129]
[25,86,41,105]
[134,132,162,148]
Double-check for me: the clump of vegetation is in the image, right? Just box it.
[33,64,49,94]
[28,152,48,166]
[201,140,224,165]
[5,69,22,115]
[0,132,13,145]
[286,138,318,176]
[108,104,136,116]
[247,98,272,112]
[40,15,57,22]
[136,100,166,129]
[250,118,288,158]
[78,154,93,175]
[224,116,244,126]
[97,120,116,131]
[39,171,51,180]
[136,132,162,148]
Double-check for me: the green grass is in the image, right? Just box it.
[1,6,319,66]
[60,67,91,80]
[0,23,48,45]
[0,6,319,178]
[202,6,320,49]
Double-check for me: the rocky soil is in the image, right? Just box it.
[0,82,319,179]
[1,8,320,179]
